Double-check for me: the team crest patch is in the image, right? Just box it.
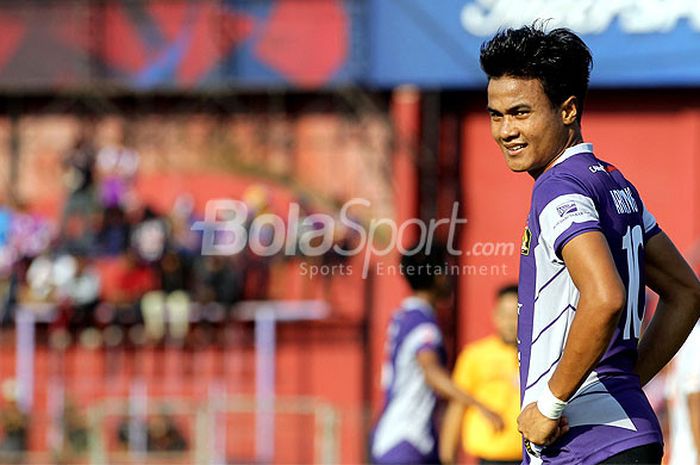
[556,202,578,217]
[521,226,531,255]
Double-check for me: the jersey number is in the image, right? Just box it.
[622,225,643,340]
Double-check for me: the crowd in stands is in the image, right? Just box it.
[0,128,288,350]
[0,123,359,352]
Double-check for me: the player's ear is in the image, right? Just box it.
[561,96,578,125]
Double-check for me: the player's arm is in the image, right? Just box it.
[519,230,624,446]
[439,400,465,465]
[416,349,480,405]
[548,230,626,399]
[416,350,504,430]
[635,231,700,386]
[439,348,473,465]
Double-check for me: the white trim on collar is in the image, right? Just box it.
[401,296,434,314]
[550,142,594,168]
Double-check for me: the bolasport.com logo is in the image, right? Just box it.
[191,198,516,279]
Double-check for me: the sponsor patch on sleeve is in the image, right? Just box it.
[521,226,532,255]
[556,202,578,217]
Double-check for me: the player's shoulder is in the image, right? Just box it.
[396,305,435,330]
[532,152,621,209]
[556,151,631,187]
[560,153,645,209]
[543,151,599,183]
[531,169,590,217]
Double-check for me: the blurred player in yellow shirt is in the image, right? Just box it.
[440,284,522,465]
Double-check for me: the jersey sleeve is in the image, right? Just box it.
[534,174,602,261]
[640,200,662,241]
[406,321,443,357]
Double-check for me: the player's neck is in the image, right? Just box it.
[412,291,436,309]
[530,129,584,180]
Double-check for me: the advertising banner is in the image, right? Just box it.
[369,0,700,88]
[1,0,700,90]
[0,0,364,90]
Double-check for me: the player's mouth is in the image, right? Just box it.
[503,142,527,156]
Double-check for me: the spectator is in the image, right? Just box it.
[193,256,244,312]
[64,124,96,188]
[58,398,89,460]
[440,284,522,465]
[10,201,53,261]
[95,136,140,209]
[146,410,187,452]
[55,255,101,330]
[24,253,56,302]
[109,249,158,326]
[62,124,98,215]
[141,248,192,344]
[168,194,200,255]
[59,211,98,256]
[59,124,100,257]
[131,206,168,264]
[97,206,131,256]
[0,379,28,464]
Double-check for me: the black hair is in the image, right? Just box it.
[400,243,448,291]
[480,23,592,121]
[497,283,518,298]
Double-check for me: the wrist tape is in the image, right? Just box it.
[536,384,567,420]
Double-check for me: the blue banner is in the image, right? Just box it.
[367,0,700,88]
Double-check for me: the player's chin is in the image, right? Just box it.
[503,157,530,173]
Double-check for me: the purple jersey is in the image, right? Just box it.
[518,143,663,464]
[371,297,444,464]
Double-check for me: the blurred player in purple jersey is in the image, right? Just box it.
[371,245,503,465]
[479,24,700,465]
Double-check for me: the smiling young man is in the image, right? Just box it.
[480,25,700,465]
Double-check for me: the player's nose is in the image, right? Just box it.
[499,116,519,140]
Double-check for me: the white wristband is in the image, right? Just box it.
[536,384,567,420]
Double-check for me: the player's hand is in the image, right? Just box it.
[476,405,505,432]
[517,402,569,447]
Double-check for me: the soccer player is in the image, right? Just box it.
[440,284,522,465]
[371,246,503,465]
[479,25,700,464]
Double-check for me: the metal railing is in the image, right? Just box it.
[86,395,339,465]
